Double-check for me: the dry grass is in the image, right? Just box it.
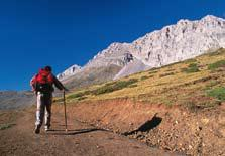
[61,48,225,109]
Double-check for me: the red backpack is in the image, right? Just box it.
[35,69,54,85]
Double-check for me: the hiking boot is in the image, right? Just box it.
[34,125,40,134]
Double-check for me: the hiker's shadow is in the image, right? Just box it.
[123,113,162,136]
[47,128,107,135]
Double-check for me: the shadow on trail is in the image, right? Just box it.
[47,128,108,135]
[123,114,162,136]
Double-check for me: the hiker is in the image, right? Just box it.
[30,66,68,134]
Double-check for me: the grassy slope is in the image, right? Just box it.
[57,48,225,109]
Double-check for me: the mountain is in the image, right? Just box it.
[57,64,82,81]
[60,43,132,89]
[56,48,225,155]
[58,48,225,104]
[59,15,225,89]
[131,15,225,66]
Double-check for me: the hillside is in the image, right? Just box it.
[54,48,225,155]
[0,91,35,110]
[61,48,225,108]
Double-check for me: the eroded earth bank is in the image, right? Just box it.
[68,99,225,156]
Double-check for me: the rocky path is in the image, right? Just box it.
[0,106,183,156]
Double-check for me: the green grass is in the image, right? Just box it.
[0,123,16,130]
[208,60,225,70]
[67,92,86,99]
[207,87,225,101]
[92,79,138,95]
[67,90,91,100]
[182,63,200,73]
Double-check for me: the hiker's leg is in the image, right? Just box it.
[35,92,45,127]
[44,94,52,129]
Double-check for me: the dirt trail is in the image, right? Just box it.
[0,105,180,156]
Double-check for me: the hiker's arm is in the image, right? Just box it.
[53,76,69,91]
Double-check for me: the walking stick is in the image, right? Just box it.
[63,91,68,132]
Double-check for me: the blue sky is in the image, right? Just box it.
[0,0,224,91]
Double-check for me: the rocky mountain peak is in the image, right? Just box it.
[84,42,131,68]
[59,15,225,85]
[57,64,82,80]
[200,15,225,28]
[131,15,225,67]
[201,15,224,22]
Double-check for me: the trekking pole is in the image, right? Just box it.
[63,91,68,132]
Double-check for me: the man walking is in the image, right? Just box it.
[30,66,68,134]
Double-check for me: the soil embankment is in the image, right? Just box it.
[68,99,225,156]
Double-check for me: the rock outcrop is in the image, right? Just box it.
[131,15,225,67]
[113,59,150,80]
